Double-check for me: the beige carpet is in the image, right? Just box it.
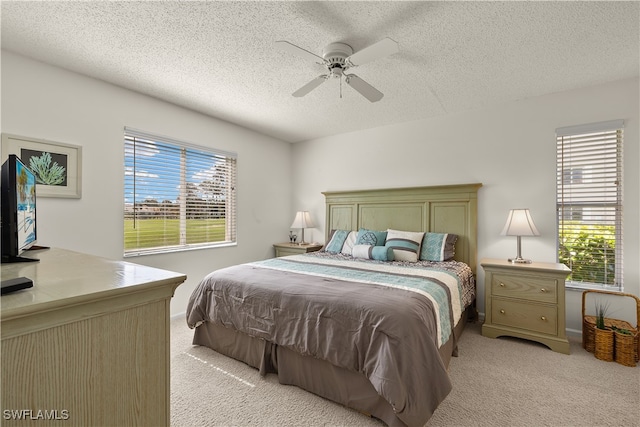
[170,318,639,427]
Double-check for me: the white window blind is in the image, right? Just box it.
[556,120,623,290]
[124,128,237,256]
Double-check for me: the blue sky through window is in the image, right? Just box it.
[124,138,220,205]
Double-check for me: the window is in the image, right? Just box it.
[124,128,237,256]
[556,120,623,290]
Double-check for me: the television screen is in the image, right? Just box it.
[15,157,37,252]
[1,154,37,262]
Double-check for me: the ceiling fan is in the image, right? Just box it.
[275,37,399,103]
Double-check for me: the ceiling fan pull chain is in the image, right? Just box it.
[340,76,343,99]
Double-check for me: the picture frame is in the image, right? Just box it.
[1,133,82,198]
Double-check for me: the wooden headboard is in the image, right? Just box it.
[322,183,482,274]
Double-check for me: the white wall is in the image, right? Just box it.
[1,51,293,316]
[292,78,639,334]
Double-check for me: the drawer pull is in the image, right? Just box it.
[540,288,547,293]
[541,316,547,321]
[500,283,505,287]
[499,309,505,314]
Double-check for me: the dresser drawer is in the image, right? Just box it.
[491,273,558,303]
[491,298,558,335]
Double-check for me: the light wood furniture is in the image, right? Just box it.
[481,258,571,354]
[1,248,186,426]
[273,242,323,257]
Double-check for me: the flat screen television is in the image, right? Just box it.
[1,154,38,263]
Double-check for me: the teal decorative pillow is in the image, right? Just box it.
[384,229,424,262]
[355,228,387,246]
[324,229,350,253]
[420,232,458,261]
[352,244,395,261]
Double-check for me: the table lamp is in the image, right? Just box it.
[290,211,314,245]
[501,208,540,263]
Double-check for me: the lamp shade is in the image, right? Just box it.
[501,209,540,237]
[290,211,315,229]
[290,211,314,245]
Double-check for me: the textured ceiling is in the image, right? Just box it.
[2,1,638,143]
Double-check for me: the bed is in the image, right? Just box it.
[187,183,481,426]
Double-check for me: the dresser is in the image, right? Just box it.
[273,242,323,257]
[481,258,571,354]
[1,248,186,426]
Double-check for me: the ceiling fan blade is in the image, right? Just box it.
[345,74,384,102]
[292,75,328,97]
[275,40,325,63]
[347,37,399,66]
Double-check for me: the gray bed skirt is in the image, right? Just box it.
[192,306,472,427]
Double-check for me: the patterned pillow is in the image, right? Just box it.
[352,244,395,261]
[384,229,425,262]
[355,228,387,246]
[340,231,358,255]
[323,229,350,253]
[420,232,458,261]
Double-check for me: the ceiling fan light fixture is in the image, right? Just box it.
[329,65,344,78]
[276,37,398,102]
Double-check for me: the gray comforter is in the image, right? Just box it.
[187,253,474,426]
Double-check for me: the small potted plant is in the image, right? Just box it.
[595,300,609,329]
[594,300,614,361]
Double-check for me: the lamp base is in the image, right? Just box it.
[508,257,532,264]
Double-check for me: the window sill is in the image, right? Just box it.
[566,281,623,293]
[124,241,237,258]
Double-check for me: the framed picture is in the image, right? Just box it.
[1,133,82,198]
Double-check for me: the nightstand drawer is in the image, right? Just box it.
[491,273,558,303]
[491,298,558,336]
[277,248,304,257]
[273,243,323,257]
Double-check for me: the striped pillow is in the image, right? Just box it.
[420,232,458,261]
[352,244,395,261]
[384,229,425,262]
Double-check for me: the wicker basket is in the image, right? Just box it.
[582,290,639,367]
[594,327,614,361]
[615,330,637,367]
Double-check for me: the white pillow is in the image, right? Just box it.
[340,231,358,256]
[384,229,425,262]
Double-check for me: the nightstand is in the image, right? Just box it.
[273,242,323,257]
[481,258,571,354]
